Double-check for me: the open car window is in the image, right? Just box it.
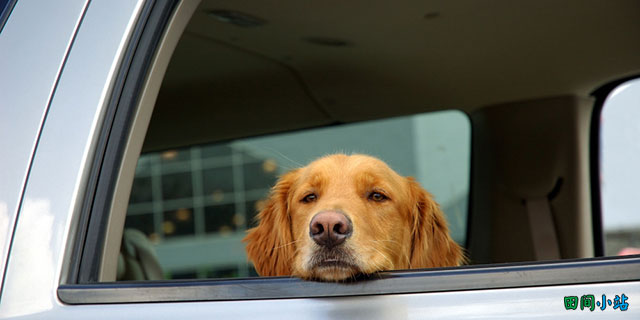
[123,110,471,280]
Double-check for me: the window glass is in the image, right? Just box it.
[124,110,471,280]
[600,78,640,256]
[0,0,14,33]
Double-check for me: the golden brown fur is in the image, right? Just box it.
[244,154,463,281]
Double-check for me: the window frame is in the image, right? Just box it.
[59,256,640,304]
[589,74,640,258]
[0,0,16,34]
[60,0,640,305]
[68,0,182,284]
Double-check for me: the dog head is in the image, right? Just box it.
[244,154,463,281]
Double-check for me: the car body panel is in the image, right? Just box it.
[0,1,638,319]
[6,281,640,319]
[0,0,144,317]
[0,0,89,294]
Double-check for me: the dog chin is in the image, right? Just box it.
[309,264,360,282]
[305,255,362,281]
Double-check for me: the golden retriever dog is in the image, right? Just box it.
[244,154,463,281]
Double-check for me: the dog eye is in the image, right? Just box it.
[368,191,388,202]
[301,193,317,203]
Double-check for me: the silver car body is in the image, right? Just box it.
[0,1,638,319]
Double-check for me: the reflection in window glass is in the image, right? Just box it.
[204,204,237,234]
[163,208,195,238]
[161,172,192,200]
[600,78,640,256]
[202,167,234,194]
[125,110,471,279]
[124,212,154,237]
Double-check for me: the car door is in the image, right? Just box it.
[1,1,638,319]
[0,0,89,297]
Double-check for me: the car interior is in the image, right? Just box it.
[99,0,640,281]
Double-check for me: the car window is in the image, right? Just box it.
[101,0,625,284]
[600,78,640,256]
[0,0,16,33]
[124,111,471,279]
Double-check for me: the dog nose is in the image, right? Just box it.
[309,211,352,248]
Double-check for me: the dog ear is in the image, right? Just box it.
[407,178,464,268]
[243,169,300,276]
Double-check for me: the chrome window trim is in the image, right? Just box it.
[59,255,640,304]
